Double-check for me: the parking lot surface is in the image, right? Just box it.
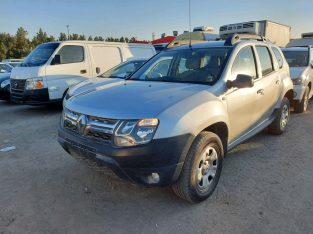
[0,100,313,234]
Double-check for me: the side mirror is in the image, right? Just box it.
[96,67,101,74]
[51,54,61,65]
[310,61,313,69]
[226,74,254,89]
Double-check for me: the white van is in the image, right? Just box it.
[10,41,156,104]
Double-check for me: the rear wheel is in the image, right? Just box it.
[172,132,223,203]
[268,97,290,135]
[294,86,310,113]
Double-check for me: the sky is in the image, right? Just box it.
[0,0,312,40]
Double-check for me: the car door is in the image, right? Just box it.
[45,44,91,100]
[225,46,262,142]
[254,46,280,119]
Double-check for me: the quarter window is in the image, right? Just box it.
[232,47,257,79]
[57,45,84,64]
[272,47,284,68]
[256,46,274,76]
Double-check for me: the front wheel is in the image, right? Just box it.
[172,132,224,203]
[268,97,290,135]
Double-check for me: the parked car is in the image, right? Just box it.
[10,41,156,105]
[282,47,313,113]
[65,58,148,101]
[2,59,23,67]
[58,34,293,203]
[0,63,13,100]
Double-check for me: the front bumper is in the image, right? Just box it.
[0,85,10,100]
[10,88,61,105]
[58,127,193,187]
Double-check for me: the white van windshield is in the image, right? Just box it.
[21,43,60,67]
[129,48,230,85]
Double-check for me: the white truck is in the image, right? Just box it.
[219,20,291,47]
[10,41,156,105]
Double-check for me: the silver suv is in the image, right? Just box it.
[58,34,293,203]
[282,46,313,113]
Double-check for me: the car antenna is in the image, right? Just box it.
[188,0,192,48]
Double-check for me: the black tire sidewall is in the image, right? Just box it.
[189,133,224,201]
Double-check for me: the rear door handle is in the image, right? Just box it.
[257,89,264,95]
[80,69,87,74]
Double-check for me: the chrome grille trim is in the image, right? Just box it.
[63,108,119,143]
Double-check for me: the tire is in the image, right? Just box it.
[268,97,290,135]
[172,132,224,203]
[294,86,310,113]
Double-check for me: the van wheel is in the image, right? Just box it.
[172,132,223,203]
[294,86,310,113]
[268,97,290,135]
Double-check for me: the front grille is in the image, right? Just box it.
[10,79,26,92]
[63,109,119,144]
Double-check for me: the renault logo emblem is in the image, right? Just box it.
[14,82,18,88]
[76,114,87,135]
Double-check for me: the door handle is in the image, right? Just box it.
[276,80,280,85]
[80,69,87,74]
[257,89,264,95]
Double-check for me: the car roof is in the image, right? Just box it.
[282,47,309,52]
[165,39,276,51]
[166,41,230,51]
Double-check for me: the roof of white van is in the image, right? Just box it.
[48,41,154,47]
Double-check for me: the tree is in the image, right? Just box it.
[88,35,93,41]
[119,37,125,42]
[78,35,86,40]
[12,27,31,59]
[59,32,67,41]
[125,37,129,43]
[69,33,79,40]
[32,28,48,47]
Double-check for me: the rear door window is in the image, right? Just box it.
[256,46,274,76]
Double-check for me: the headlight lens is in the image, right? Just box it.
[292,78,304,85]
[0,79,10,88]
[114,118,159,147]
[25,77,44,90]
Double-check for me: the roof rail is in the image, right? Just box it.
[224,34,267,46]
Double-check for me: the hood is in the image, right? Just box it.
[10,66,45,80]
[289,67,308,79]
[68,77,122,97]
[66,80,209,119]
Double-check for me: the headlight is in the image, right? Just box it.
[0,79,10,88]
[25,77,44,90]
[114,118,159,147]
[292,78,304,85]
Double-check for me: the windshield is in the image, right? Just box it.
[0,64,12,73]
[21,43,60,67]
[283,50,309,67]
[129,47,230,85]
[99,60,146,79]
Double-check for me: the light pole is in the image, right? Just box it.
[66,25,70,40]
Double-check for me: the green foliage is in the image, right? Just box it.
[0,27,139,60]
[58,32,67,41]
